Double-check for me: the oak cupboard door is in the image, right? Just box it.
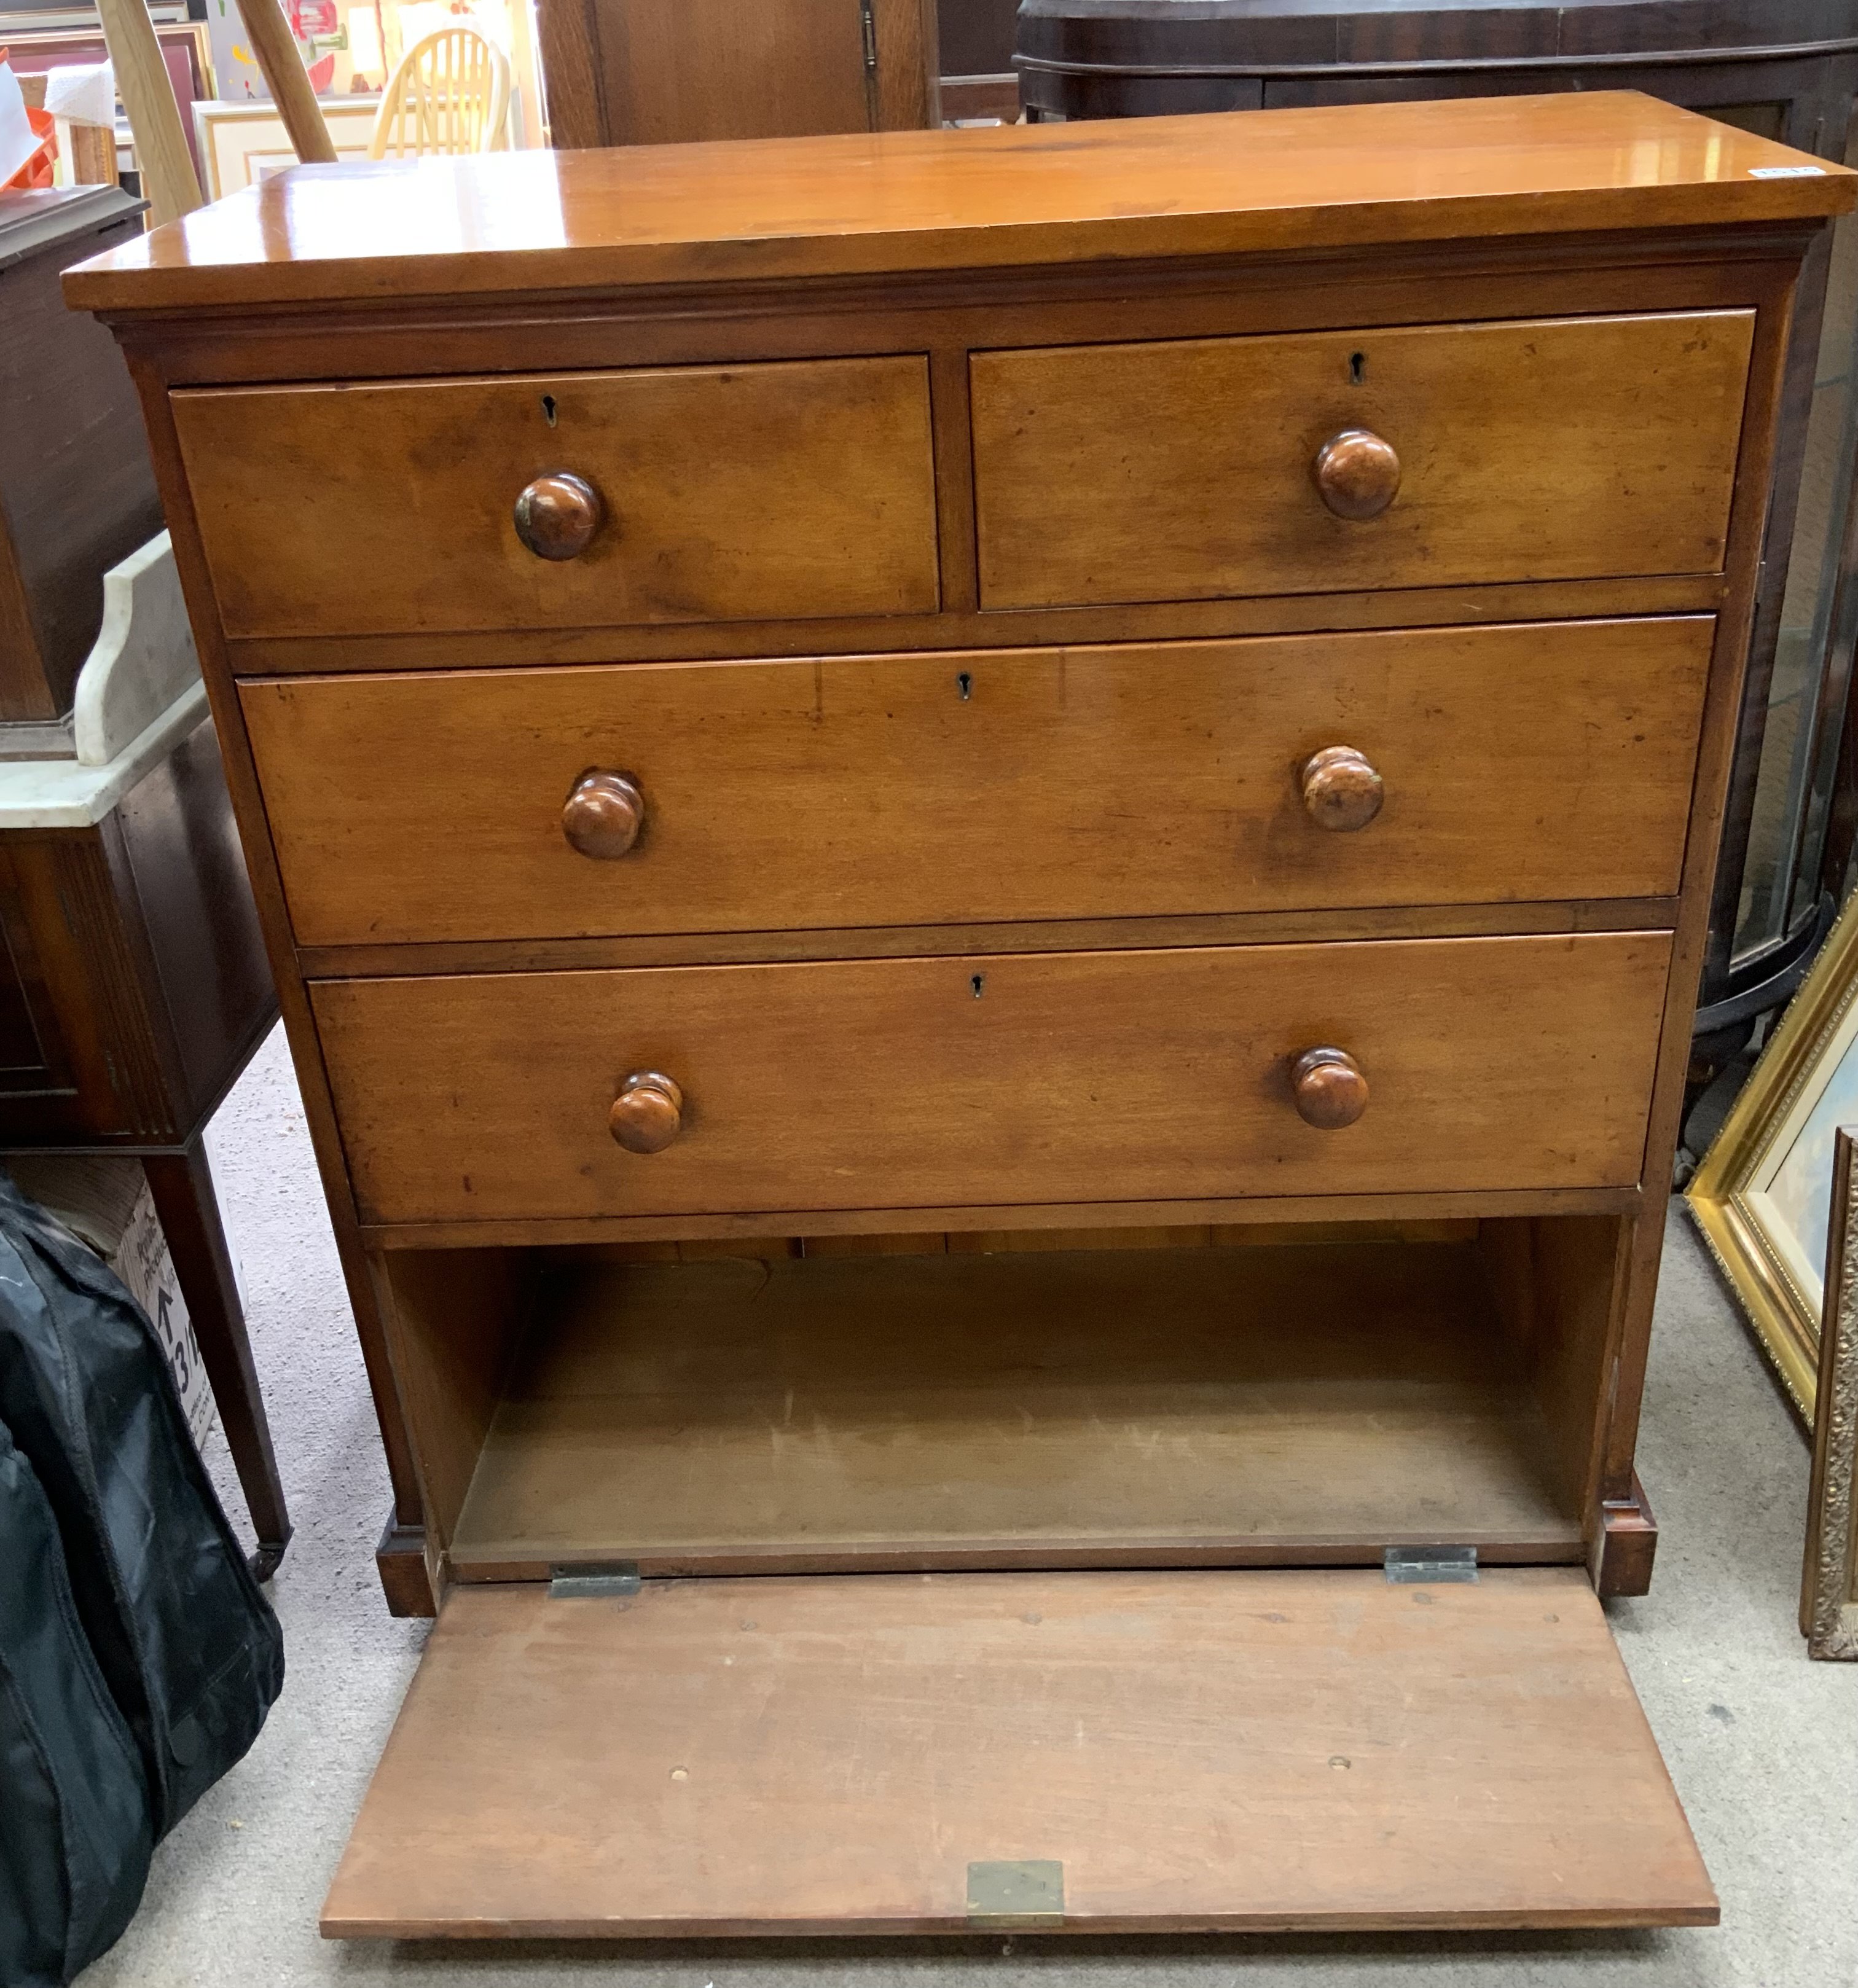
[309,931,1673,1226]
[170,357,940,639]
[319,1568,1717,1936]
[970,312,1754,608]
[243,617,1712,948]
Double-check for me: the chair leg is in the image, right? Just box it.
[143,1140,292,1580]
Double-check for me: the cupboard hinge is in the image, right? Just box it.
[548,1561,640,1599]
[1384,1545,1478,1584]
[860,0,877,74]
[966,1860,1064,1927]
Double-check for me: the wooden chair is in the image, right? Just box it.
[367,26,510,158]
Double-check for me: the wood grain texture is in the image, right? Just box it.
[120,355,428,1547]
[221,574,1731,679]
[587,0,870,144]
[531,0,604,146]
[367,1248,533,1549]
[361,1185,1644,1254]
[320,1567,1717,1935]
[0,192,164,721]
[242,619,1712,949]
[1596,1473,1660,1602]
[874,0,942,129]
[373,1513,435,1618]
[972,314,1752,607]
[295,898,1682,982]
[1594,221,1803,1508]
[1478,1214,1627,1524]
[173,358,938,640]
[310,932,1672,1226]
[447,1239,1582,1575]
[63,92,1853,315]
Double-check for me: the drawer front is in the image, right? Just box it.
[313,933,1672,1226]
[171,358,939,640]
[247,618,1711,948]
[971,312,1753,609]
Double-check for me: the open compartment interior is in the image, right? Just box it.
[321,1564,1716,1938]
[375,1215,1623,1580]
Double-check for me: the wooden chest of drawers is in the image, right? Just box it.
[69,93,1854,1939]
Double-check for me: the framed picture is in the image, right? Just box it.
[1688,889,1858,1420]
[192,97,380,201]
[1804,1127,1858,1659]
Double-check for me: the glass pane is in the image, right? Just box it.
[1734,112,1858,965]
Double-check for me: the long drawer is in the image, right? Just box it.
[971,312,1753,609]
[246,618,1711,947]
[171,357,940,639]
[312,932,1672,1226]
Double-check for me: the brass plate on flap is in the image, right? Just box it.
[966,1859,1064,1926]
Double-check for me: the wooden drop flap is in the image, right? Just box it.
[321,1568,1716,1936]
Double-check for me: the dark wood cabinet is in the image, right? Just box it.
[538,0,940,147]
[0,189,163,730]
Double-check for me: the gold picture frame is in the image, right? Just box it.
[1688,889,1858,1421]
[192,98,382,201]
[1804,1127,1858,1659]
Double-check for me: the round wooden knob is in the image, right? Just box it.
[562,770,645,859]
[609,1071,683,1154]
[514,472,603,560]
[1299,746,1384,832]
[1312,428,1401,520]
[1292,1047,1369,1130]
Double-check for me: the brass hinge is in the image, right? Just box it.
[1384,1545,1478,1584]
[548,1561,640,1598]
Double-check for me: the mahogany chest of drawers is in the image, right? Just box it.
[69,92,1854,1938]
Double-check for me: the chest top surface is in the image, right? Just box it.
[62,90,1856,317]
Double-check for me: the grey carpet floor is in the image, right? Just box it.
[79,1023,1858,1987]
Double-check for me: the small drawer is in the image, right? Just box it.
[171,357,939,640]
[312,931,1672,1227]
[970,311,1752,609]
[245,617,1711,949]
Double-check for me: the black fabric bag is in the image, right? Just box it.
[0,1173,283,1845]
[0,1417,153,1988]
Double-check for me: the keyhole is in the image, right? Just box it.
[541,393,558,426]
[1348,351,1366,386]
[971,973,985,999]
[957,671,973,701]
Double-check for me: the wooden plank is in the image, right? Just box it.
[310,933,1674,1227]
[242,619,1712,949]
[171,357,939,640]
[367,1249,533,1549]
[972,315,1751,608]
[320,1566,1717,1935]
[293,896,1683,982]
[448,1240,1580,1573]
[63,92,1854,315]
[358,1182,1643,1252]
